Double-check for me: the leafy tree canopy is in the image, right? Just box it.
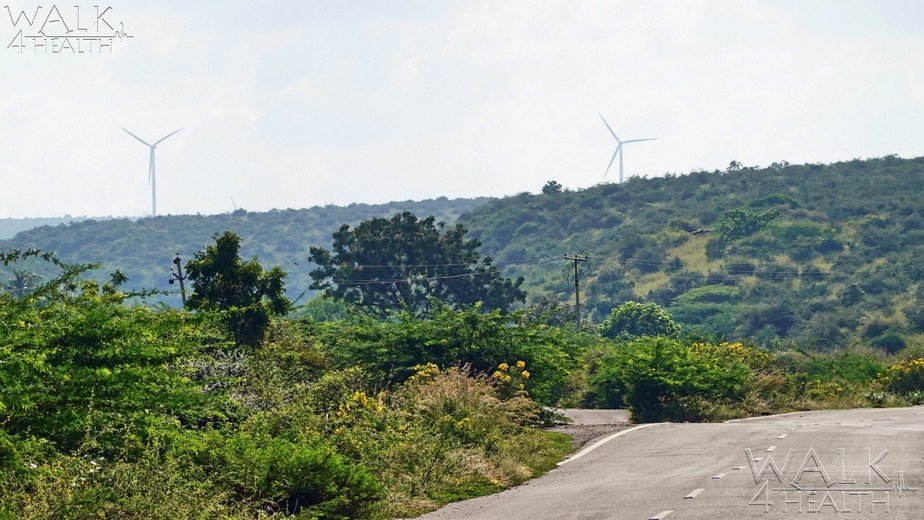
[308,212,525,316]
[715,209,779,241]
[186,231,290,345]
[598,301,680,338]
[542,180,563,194]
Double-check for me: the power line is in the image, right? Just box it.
[306,254,559,270]
[301,251,920,285]
[335,269,504,286]
[332,257,566,286]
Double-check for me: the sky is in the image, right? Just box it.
[1,0,923,218]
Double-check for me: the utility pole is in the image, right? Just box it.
[168,254,188,306]
[565,254,588,329]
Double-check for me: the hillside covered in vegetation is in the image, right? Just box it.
[3,156,922,349]
[464,156,923,349]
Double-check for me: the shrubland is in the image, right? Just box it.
[3,267,919,518]
[0,250,574,519]
[3,160,924,518]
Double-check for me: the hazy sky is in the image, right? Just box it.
[1,0,922,218]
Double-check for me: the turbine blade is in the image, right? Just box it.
[603,144,621,178]
[122,127,151,147]
[154,127,183,146]
[598,113,620,142]
[622,138,657,143]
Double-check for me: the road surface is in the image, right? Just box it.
[419,406,924,519]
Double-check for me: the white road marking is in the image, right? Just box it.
[684,488,704,499]
[777,434,788,439]
[712,472,727,479]
[557,423,665,466]
[753,456,764,462]
[732,466,745,470]
[767,446,777,452]
[649,511,672,520]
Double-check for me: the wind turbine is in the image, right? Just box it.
[122,127,183,216]
[598,113,655,183]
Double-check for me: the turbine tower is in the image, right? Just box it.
[122,127,182,216]
[599,113,656,183]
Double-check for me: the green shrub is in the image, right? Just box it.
[309,306,586,405]
[881,358,924,394]
[196,431,382,518]
[750,193,801,209]
[0,288,225,456]
[778,351,886,384]
[769,220,832,240]
[598,301,679,339]
[589,338,753,421]
[672,285,741,305]
[873,330,907,354]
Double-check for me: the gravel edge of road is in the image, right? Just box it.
[545,408,634,449]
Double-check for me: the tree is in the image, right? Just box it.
[186,231,290,345]
[598,301,680,338]
[3,269,41,298]
[308,212,525,316]
[715,209,778,241]
[542,180,563,194]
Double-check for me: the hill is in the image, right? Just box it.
[0,216,108,239]
[461,156,924,349]
[3,156,922,349]
[0,197,491,304]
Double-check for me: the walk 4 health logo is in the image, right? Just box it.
[745,447,919,514]
[4,5,133,54]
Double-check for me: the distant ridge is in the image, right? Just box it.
[0,216,117,240]
[0,197,492,303]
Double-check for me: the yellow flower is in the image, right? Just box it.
[521,370,530,379]
[498,363,509,371]
[516,360,526,368]
[492,371,504,379]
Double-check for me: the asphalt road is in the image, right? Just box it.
[418,406,924,519]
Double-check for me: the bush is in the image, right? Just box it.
[881,358,924,394]
[672,285,741,305]
[873,330,907,354]
[589,338,754,421]
[310,306,587,405]
[197,431,382,518]
[598,301,680,339]
[0,286,225,456]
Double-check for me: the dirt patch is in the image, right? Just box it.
[545,409,633,449]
